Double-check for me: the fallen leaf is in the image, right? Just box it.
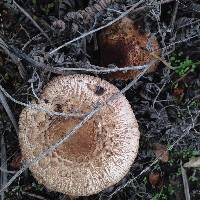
[10,153,22,169]
[153,143,169,163]
[184,157,200,168]
[173,88,184,97]
[149,172,161,187]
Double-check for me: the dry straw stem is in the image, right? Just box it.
[0,90,19,133]
[0,60,156,194]
[54,63,150,73]
[9,31,198,76]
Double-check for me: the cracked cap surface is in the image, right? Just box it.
[19,74,140,196]
[99,17,160,80]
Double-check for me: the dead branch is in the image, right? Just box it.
[0,38,27,79]
[54,63,150,73]
[12,0,50,42]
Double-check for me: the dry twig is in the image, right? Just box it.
[0,90,18,133]
[13,0,50,41]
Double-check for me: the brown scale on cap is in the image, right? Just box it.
[18,74,140,196]
[98,17,160,80]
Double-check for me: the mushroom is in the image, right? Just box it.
[19,74,140,196]
[98,17,160,80]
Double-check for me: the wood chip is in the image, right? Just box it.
[184,157,200,168]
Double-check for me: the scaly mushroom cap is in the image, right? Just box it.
[19,74,140,196]
[99,17,160,80]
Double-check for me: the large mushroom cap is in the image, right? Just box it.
[19,74,140,196]
[99,17,160,80]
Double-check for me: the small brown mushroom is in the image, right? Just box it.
[98,17,160,80]
[19,74,140,196]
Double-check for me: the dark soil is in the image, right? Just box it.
[0,0,200,200]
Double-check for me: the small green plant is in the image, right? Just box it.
[167,184,175,195]
[189,100,198,109]
[41,3,54,15]
[170,53,199,76]
[32,0,37,5]
[189,175,198,182]
[152,188,168,200]
[143,176,148,185]
[32,182,44,192]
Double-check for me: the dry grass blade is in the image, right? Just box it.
[0,135,8,200]
[0,90,18,133]
[55,63,150,73]
[12,0,50,42]
[181,162,191,200]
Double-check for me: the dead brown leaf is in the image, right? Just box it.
[10,153,22,169]
[149,172,161,187]
[153,143,169,163]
